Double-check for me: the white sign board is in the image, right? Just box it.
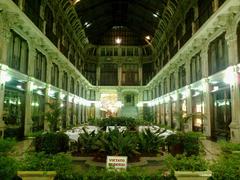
[106,156,128,170]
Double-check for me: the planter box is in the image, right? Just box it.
[232,151,240,154]
[174,170,212,180]
[17,171,56,180]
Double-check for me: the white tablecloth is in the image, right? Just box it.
[65,126,99,141]
[106,126,127,133]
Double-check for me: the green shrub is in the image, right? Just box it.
[182,132,201,156]
[0,138,16,154]
[0,139,18,180]
[164,154,208,171]
[210,154,240,180]
[77,129,102,153]
[138,129,164,154]
[218,140,240,153]
[35,132,69,154]
[56,167,176,180]
[0,156,18,180]
[19,152,72,178]
[96,129,139,158]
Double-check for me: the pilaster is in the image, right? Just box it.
[44,84,50,131]
[226,32,240,142]
[24,81,33,135]
[0,70,6,128]
[202,79,212,137]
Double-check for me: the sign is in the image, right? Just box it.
[106,156,128,170]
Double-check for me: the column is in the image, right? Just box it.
[118,63,122,86]
[201,45,212,137]
[137,90,144,120]
[44,84,50,131]
[94,89,100,119]
[185,60,193,131]
[139,63,143,86]
[96,64,100,86]
[66,76,71,127]
[44,59,52,131]
[24,80,33,135]
[226,32,240,142]
[0,70,6,134]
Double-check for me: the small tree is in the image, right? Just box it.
[45,101,62,132]
[175,111,206,132]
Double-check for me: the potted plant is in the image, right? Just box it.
[175,111,206,132]
[137,128,165,155]
[17,152,72,180]
[45,101,62,132]
[165,154,211,180]
[166,133,184,156]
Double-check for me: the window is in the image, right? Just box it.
[76,81,80,96]
[122,48,126,56]
[62,71,68,91]
[134,48,139,56]
[155,86,158,98]
[51,63,59,87]
[70,77,75,94]
[100,48,105,56]
[208,33,228,75]
[190,52,202,83]
[100,63,118,86]
[32,91,45,132]
[170,72,175,92]
[69,47,75,65]
[158,83,162,97]
[85,63,96,85]
[197,0,214,28]
[9,31,28,74]
[122,64,139,85]
[34,50,46,82]
[127,48,133,56]
[178,64,186,88]
[142,63,154,85]
[114,48,118,56]
[143,90,148,101]
[163,78,168,95]
[237,23,240,63]
[24,0,42,28]
[106,48,113,56]
[45,5,57,46]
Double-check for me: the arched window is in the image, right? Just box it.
[51,63,59,87]
[237,22,240,63]
[9,31,29,74]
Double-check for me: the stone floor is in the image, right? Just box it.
[201,139,221,162]
[10,138,34,158]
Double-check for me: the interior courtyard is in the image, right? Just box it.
[0,0,240,179]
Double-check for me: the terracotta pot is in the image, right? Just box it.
[17,171,56,180]
[168,144,184,156]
